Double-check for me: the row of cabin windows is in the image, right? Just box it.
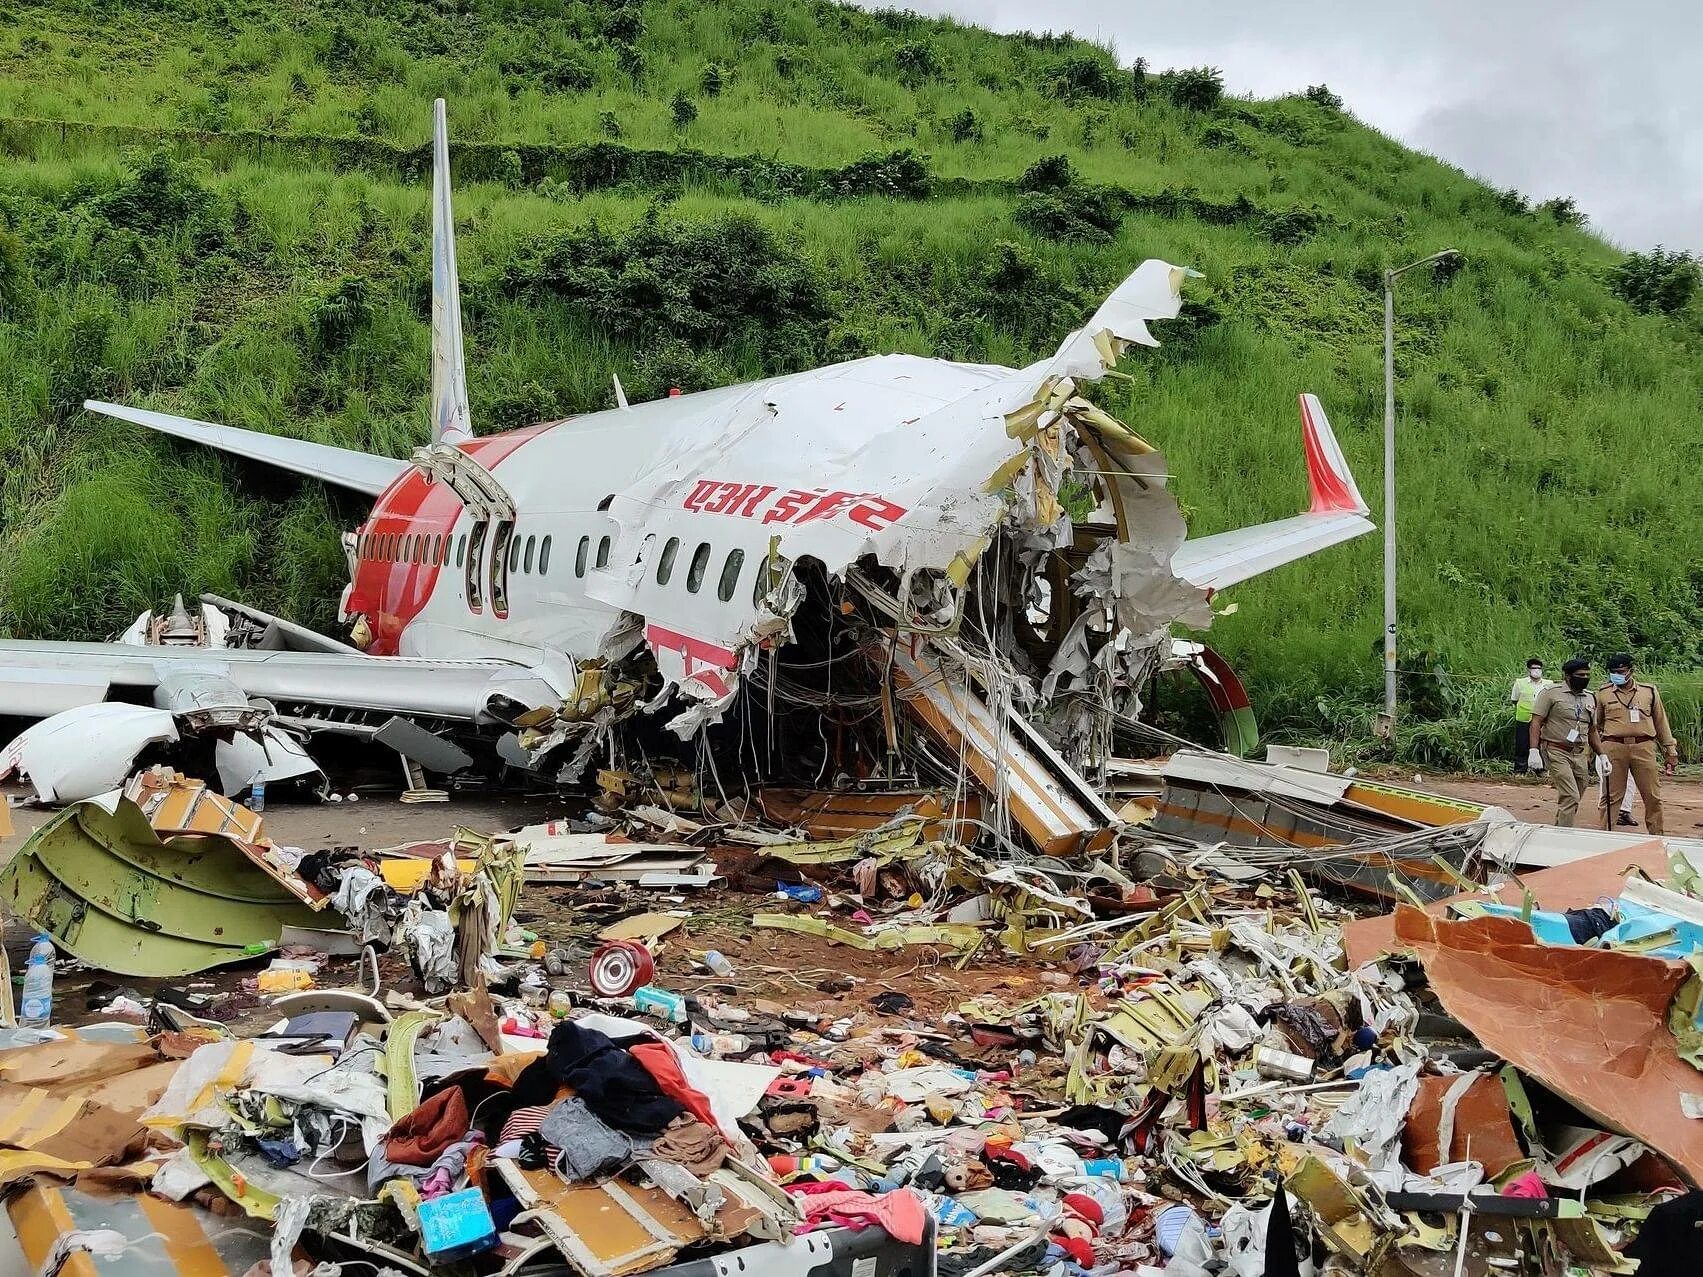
[640,535,748,602]
[358,527,758,603]
[361,530,604,579]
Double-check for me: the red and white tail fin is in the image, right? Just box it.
[1298,392,1368,515]
[1169,392,1374,593]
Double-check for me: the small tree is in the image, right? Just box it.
[948,108,982,143]
[1610,247,1700,315]
[1537,195,1586,227]
[598,110,622,138]
[1164,66,1224,112]
[892,40,940,82]
[670,91,697,128]
[700,62,725,96]
[1130,56,1150,100]
[1304,83,1342,110]
[1017,154,1073,192]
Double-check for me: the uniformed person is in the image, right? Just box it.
[1528,658,1603,827]
[1595,652,1678,835]
[1508,658,1550,773]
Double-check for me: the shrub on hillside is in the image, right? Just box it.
[700,62,726,96]
[1016,154,1073,192]
[1014,188,1121,242]
[1259,205,1321,245]
[1537,196,1586,227]
[1304,83,1342,109]
[892,40,941,82]
[1052,53,1122,100]
[828,149,932,199]
[948,108,982,143]
[506,210,830,369]
[670,92,697,128]
[1610,247,1700,315]
[305,275,369,356]
[91,150,212,233]
[1160,66,1224,112]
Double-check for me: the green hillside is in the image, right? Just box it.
[2,0,1700,765]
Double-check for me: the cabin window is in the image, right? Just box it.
[575,536,590,577]
[686,542,711,593]
[718,549,745,602]
[523,535,536,574]
[539,536,552,576]
[596,536,611,569]
[657,537,680,586]
[508,535,521,573]
[435,534,446,565]
[401,534,412,562]
[455,534,466,568]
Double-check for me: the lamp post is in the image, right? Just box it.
[1380,248,1460,738]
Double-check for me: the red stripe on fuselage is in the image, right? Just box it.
[347,424,554,654]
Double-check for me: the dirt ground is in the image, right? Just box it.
[8,769,1703,1029]
[1370,768,1703,833]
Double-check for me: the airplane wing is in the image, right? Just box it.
[0,641,561,723]
[83,401,409,496]
[1171,393,1374,593]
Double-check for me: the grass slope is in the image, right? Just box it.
[1,0,1700,766]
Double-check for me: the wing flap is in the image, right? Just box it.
[84,401,408,496]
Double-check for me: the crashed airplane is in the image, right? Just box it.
[0,101,1373,838]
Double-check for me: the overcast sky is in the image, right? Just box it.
[874,1,1702,253]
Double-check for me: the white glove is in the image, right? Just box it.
[1595,755,1611,779]
[1527,748,1545,772]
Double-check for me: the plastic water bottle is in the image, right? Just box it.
[248,779,266,813]
[19,936,55,1028]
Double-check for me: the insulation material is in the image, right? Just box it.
[1394,907,1703,1184]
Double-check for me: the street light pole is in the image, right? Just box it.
[1380,249,1459,738]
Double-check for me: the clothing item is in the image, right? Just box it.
[1595,679,1677,751]
[628,1040,720,1133]
[1531,685,1596,747]
[538,1096,641,1181]
[1542,744,1590,827]
[1565,906,1617,944]
[1601,739,1666,835]
[790,1186,928,1245]
[1511,677,1548,723]
[385,1085,470,1167]
[368,1134,483,1193]
[500,1104,553,1145]
[1622,1190,1703,1276]
[1511,721,1530,772]
[544,1022,683,1135]
[649,1114,728,1175]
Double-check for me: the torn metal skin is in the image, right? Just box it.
[1394,906,1703,1185]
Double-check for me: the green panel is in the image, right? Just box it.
[0,800,323,978]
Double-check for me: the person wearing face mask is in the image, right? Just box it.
[1594,653,1678,835]
[1528,658,1604,826]
[1508,658,1551,773]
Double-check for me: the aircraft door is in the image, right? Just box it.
[489,518,513,619]
[465,519,488,612]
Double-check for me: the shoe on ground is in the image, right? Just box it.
[1617,812,1638,827]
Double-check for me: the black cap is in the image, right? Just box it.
[1563,658,1590,675]
[1527,656,1544,667]
[1607,652,1634,671]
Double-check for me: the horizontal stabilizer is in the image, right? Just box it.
[85,401,408,496]
[1172,392,1374,592]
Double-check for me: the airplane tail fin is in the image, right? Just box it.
[430,98,474,447]
[1168,392,1374,592]
[1297,392,1368,515]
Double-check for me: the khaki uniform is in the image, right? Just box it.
[1530,685,1596,826]
[1595,679,1677,835]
